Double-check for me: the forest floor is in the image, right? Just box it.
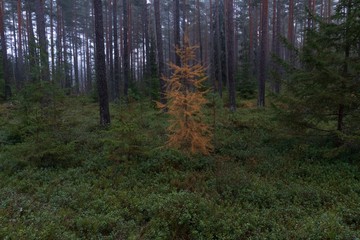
[0,96,360,239]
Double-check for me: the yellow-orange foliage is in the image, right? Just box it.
[157,36,212,155]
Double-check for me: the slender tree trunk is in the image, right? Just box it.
[26,4,38,83]
[85,33,92,92]
[0,0,11,99]
[17,0,24,87]
[215,0,223,97]
[94,0,111,126]
[143,0,150,78]
[174,0,181,67]
[35,0,50,82]
[337,0,352,133]
[209,0,216,91]
[154,0,166,104]
[62,9,70,90]
[249,0,253,70]
[196,0,203,64]
[56,0,63,86]
[72,27,79,93]
[107,0,114,100]
[257,0,268,107]
[123,0,130,98]
[50,0,55,81]
[225,0,236,111]
[113,0,120,100]
[273,0,282,93]
[287,0,294,62]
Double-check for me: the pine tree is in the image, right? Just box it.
[279,0,360,144]
[158,35,212,155]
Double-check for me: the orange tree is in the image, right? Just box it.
[158,36,212,155]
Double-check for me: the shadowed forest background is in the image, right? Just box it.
[0,0,360,239]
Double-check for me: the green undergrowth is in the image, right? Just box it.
[0,96,359,239]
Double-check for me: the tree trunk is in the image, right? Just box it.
[225,0,236,111]
[257,0,268,107]
[17,0,24,87]
[113,0,120,100]
[123,0,130,98]
[215,0,223,97]
[196,0,203,64]
[35,0,50,82]
[337,0,352,134]
[107,0,114,100]
[49,0,55,81]
[27,3,38,82]
[154,0,166,104]
[94,0,111,126]
[174,0,181,67]
[273,0,282,93]
[287,0,294,63]
[0,0,11,99]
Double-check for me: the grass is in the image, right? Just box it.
[0,95,360,239]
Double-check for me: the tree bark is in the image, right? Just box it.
[215,0,223,97]
[196,0,203,64]
[49,0,55,81]
[174,0,181,67]
[35,0,50,82]
[123,0,130,98]
[113,0,120,100]
[154,0,166,104]
[257,0,268,107]
[17,0,24,87]
[94,0,111,126]
[225,0,236,111]
[0,0,11,99]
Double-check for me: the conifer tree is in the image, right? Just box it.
[279,0,360,144]
[158,35,212,155]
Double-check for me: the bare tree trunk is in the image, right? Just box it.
[174,0,181,67]
[107,0,114,100]
[215,0,223,97]
[94,0,111,126]
[35,0,50,82]
[154,0,166,104]
[287,0,294,62]
[248,0,253,68]
[123,0,130,98]
[62,9,70,91]
[113,0,120,100]
[26,3,38,83]
[225,0,236,111]
[257,0,268,107]
[0,0,11,99]
[17,0,24,87]
[49,0,55,81]
[196,0,203,64]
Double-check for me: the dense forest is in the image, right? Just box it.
[1,0,360,238]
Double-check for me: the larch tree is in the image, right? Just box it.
[157,35,212,155]
[94,0,111,126]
